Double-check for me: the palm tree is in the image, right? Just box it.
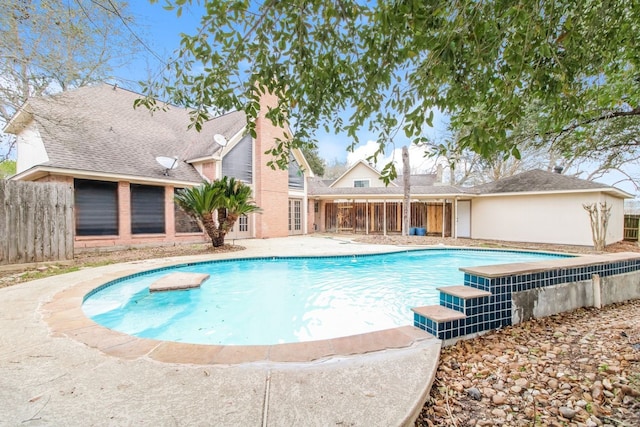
[174,178,261,247]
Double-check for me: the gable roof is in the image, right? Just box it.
[329,160,397,188]
[471,169,632,198]
[9,83,246,184]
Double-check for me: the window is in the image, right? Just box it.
[174,201,201,233]
[354,179,370,188]
[289,199,301,233]
[222,134,253,183]
[74,179,118,236]
[238,215,248,232]
[314,200,319,213]
[288,157,304,189]
[130,184,165,234]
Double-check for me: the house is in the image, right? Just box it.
[309,160,461,236]
[309,161,632,246]
[7,84,632,250]
[467,169,629,246]
[6,83,312,249]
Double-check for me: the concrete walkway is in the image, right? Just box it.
[0,236,441,426]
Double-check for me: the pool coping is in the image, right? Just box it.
[42,244,570,365]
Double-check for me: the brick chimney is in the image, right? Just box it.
[252,90,290,238]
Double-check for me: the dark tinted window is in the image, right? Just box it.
[74,179,118,236]
[131,184,165,234]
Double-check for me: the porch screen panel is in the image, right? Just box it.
[386,202,402,232]
[75,179,118,236]
[131,184,165,234]
[324,202,338,231]
[410,202,427,228]
[354,202,367,233]
[371,202,385,233]
[427,203,443,234]
[221,134,253,183]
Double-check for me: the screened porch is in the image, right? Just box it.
[322,200,452,236]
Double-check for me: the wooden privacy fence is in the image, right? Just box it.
[0,180,74,265]
[624,214,640,241]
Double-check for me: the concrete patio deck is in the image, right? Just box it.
[0,236,441,426]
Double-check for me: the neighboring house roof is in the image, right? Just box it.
[309,167,631,199]
[471,169,632,198]
[308,183,464,198]
[8,83,246,184]
[309,168,463,197]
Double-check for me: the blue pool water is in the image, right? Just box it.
[82,249,565,345]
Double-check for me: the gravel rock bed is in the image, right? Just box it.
[415,300,640,426]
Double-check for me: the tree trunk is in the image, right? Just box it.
[201,213,225,247]
[211,233,226,247]
[402,146,411,236]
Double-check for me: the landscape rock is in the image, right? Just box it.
[466,387,482,401]
[559,406,576,419]
[416,300,640,426]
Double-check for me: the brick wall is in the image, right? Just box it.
[118,181,132,240]
[201,161,216,181]
[34,175,207,249]
[253,91,290,238]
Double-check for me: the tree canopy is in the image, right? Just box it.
[0,159,16,178]
[1,0,138,158]
[147,0,640,181]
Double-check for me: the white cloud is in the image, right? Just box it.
[347,140,438,174]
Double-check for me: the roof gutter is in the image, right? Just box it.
[310,192,472,200]
[473,187,634,199]
[10,166,202,187]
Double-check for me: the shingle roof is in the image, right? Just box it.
[471,169,612,194]
[308,182,463,197]
[22,83,246,183]
[309,168,627,198]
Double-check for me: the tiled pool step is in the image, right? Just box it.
[412,285,491,340]
[412,252,640,341]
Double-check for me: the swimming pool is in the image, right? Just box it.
[82,249,566,345]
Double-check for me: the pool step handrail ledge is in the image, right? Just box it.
[412,252,640,343]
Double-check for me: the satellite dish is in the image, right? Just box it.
[213,134,227,146]
[155,156,179,175]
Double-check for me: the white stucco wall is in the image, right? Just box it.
[331,162,388,188]
[16,121,49,173]
[603,193,625,244]
[470,192,625,246]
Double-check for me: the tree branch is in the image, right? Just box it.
[552,107,640,137]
